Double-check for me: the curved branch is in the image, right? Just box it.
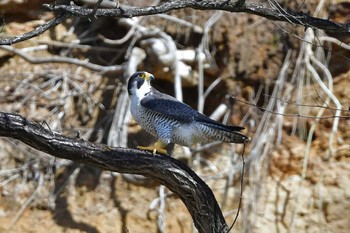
[1,1,348,46]
[0,111,229,233]
[44,0,349,33]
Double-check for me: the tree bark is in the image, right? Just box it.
[0,111,229,233]
[0,0,349,45]
[45,0,349,33]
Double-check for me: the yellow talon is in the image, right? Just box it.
[137,141,168,155]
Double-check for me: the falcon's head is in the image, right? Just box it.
[127,71,155,97]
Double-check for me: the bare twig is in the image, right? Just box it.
[259,95,349,113]
[226,143,246,233]
[98,23,137,45]
[0,173,20,186]
[0,13,70,45]
[157,185,166,233]
[0,45,123,74]
[38,40,122,52]
[318,36,350,50]
[233,97,349,120]
[307,32,341,155]
[155,14,202,33]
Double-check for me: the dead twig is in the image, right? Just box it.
[233,97,349,120]
[0,45,123,74]
[0,13,70,45]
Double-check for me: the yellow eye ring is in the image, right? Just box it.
[139,72,154,80]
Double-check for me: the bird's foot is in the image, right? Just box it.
[137,141,168,155]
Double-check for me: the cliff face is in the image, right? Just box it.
[0,1,349,233]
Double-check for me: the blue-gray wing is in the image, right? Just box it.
[141,89,198,123]
[141,88,245,132]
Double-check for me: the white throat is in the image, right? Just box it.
[130,80,152,122]
[134,81,151,100]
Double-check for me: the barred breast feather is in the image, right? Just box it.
[138,88,249,146]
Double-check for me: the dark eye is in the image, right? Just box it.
[136,78,145,89]
[139,73,145,78]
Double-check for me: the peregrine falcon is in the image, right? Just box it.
[127,71,249,154]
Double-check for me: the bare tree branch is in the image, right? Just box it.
[43,0,349,33]
[0,1,348,46]
[0,13,70,45]
[0,111,229,233]
[0,45,124,74]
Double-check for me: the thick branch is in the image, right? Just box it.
[0,111,228,233]
[1,1,348,45]
[44,0,349,33]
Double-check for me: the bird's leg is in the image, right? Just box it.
[152,140,168,155]
[137,140,168,155]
